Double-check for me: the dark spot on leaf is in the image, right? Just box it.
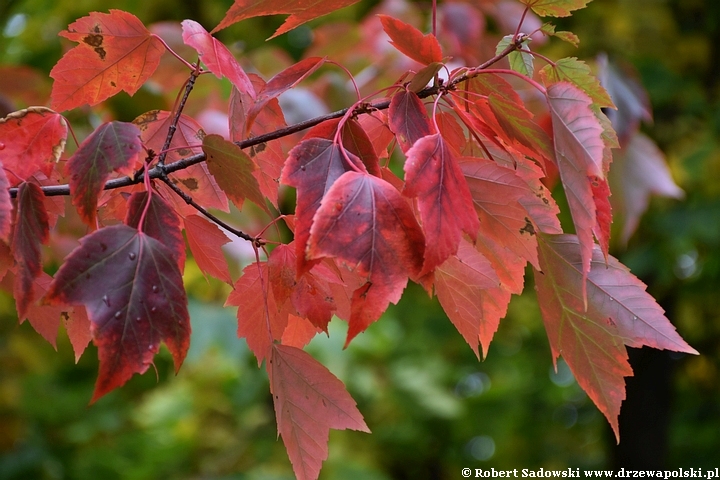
[519,217,535,236]
[177,148,192,156]
[83,33,103,48]
[255,143,266,154]
[100,243,107,251]
[178,178,199,191]
[92,24,101,34]
[607,317,616,327]
[110,81,116,87]
[94,47,106,60]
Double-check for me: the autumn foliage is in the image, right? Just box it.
[0,0,696,478]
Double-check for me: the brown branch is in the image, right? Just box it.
[8,36,522,200]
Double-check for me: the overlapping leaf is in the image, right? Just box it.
[184,215,232,284]
[202,134,267,212]
[308,172,425,344]
[535,234,697,439]
[0,107,67,184]
[540,58,615,108]
[50,10,165,111]
[519,0,592,17]
[404,134,479,273]
[268,344,369,480]
[125,192,185,269]
[181,20,255,97]
[213,0,362,38]
[280,138,366,275]
[388,90,432,153]
[0,169,10,242]
[11,182,50,318]
[496,35,534,77]
[45,225,190,402]
[66,121,142,226]
[378,15,443,65]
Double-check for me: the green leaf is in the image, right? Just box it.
[540,58,615,109]
[519,0,592,18]
[496,35,534,77]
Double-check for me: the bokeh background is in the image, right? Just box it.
[1,0,719,478]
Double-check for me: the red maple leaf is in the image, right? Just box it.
[377,15,443,65]
[50,10,165,112]
[125,191,186,269]
[184,215,232,284]
[388,90,432,153]
[45,224,190,402]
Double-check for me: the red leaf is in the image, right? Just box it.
[435,239,501,358]
[180,20,255,97]
[64,306,92,363]
[307,172,425,344]
[226,261,287,365]
[357,110,394,159]
[0,107,67,184]
[547,82,605,297]
[50,10,165,111]
[460,157,540,269]
[377,15,443,65]
[125,192,185,269]
[591,176,612,261]
[184,215,232,284]
[214,0,362,38]
[268,344,369,480]
[535,234,697,439]
[404,134,479,273]
[202,134,267,212]
[304,118,382,177]
[66,121,143,226]
[388,90,432,153]
[16,271,63,348]
[244,57,325,135]
[0,168,10,242]
[280,138,366,275]
[281,314,319,349]
[45,224,190,403]
[11,182,50,318]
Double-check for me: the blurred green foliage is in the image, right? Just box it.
[1,0,719,478]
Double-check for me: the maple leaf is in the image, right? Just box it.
[307,172,425,344]
[377,15,443,65]
[535,233,697,439]
[64,306,92,363]
[280,138,367,275]
[281,314,319,349]
[50,10,165,112]
[66,121,143,226]
[11,182,50,318]
[388,90,433,153]
[434,239,501,358]
[519,0,592,18]
[540,58,615,109]
[404,134,479,273]
[13,271,64,348]
[180,20,255,97]
[546,82,605,297]
[460,157,540,269]
[303,118,382,176]
[184,214,232,284]
[268,344,370,480]
[125,192,186,269]
[226,261,288,366]
[213,0,362,38]
[496,35,534,77]
[0,107,68,184]
[45,224,190,402]
[202,134,267,212]
[0,169,10,242]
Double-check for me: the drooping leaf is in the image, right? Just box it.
[357,110,394,159]
[388,89,432,153]
[307,172,425,344]
[435,239,500,358]
[535,233,697,439]
[184,214,232,284]
[460,157,540,269]
[64,306,92,363]
[519,0,592,18]
[303,118,381,176]
[540,24,580,46]
[50,10,165,111]
[591,176,612,262]
[134,110,228,213]
[226,261,288,366]
[66,121,143,226]
[540,58,615,109]
[0,107,67,184]
[547,82,605,296]
[615,133,684,243]
[45,224,190,403]
[404,134,479,273]
[15,271,63,348]
[280,138,366,275]
[11,182,50,318]
[125,191,185,269]
[495,34,534,77]
[180,20,255,97]
[268,344,370,480]
[377,14,443,65]
[281,314,319,349]
[213,0,362,38]
[202,134,268,212]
